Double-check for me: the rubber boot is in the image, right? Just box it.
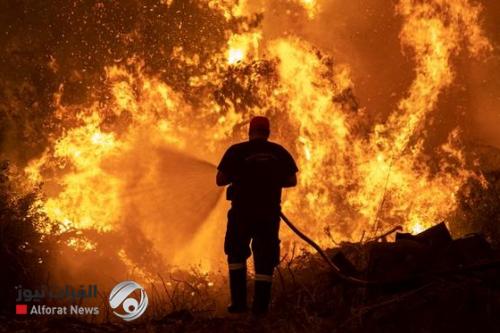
[227,268,247,313]
[252,280,272,316]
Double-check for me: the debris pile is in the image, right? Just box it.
[305,223,500,332]
[359,223,496,284]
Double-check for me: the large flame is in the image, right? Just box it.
[23,0,492,275]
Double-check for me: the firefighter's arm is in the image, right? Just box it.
[216,170,231,186]
[283,173,297,188]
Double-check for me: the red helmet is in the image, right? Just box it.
[249,116,270,133]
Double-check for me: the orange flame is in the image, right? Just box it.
[24,0,492,272]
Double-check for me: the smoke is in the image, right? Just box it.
[466,2,500,149]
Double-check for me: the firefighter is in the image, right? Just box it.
[216,116,298,315]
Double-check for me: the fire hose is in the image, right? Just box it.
[280,212,500,287]
[217,174,498,287]
[280,212,376,286]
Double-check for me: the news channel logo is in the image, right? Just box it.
[109,281,148,321]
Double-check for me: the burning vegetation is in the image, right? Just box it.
[0,0,499,329]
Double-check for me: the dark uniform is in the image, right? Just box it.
[218,138,298,313]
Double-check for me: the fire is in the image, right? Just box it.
[226,32,261,64]
[21,0,492,275]
[32,112,124,232]
[296,0,319,18]
[227,48,244,64]
[210,0,248,20]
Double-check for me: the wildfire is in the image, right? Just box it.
[22,0,492,274]
[298,0,319,19]
[226,32,261,64]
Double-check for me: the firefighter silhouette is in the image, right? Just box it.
[216,116,298,315]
